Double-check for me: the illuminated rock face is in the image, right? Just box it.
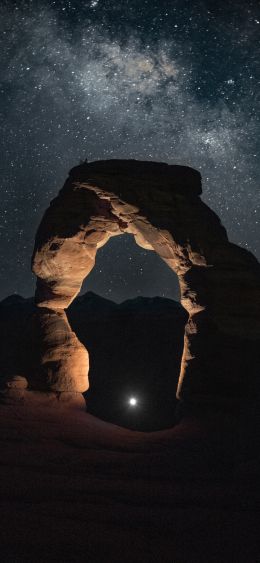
[33,308,89,392]
[32,160,260,407]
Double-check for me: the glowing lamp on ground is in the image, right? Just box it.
[128,397,138,407]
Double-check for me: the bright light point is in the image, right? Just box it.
[129,397,138,406]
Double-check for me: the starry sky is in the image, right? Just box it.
[0,0,259,303]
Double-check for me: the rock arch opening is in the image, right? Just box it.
[66,232,185,430]
[31,159,260,418]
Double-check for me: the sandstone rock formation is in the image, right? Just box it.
[31,160,260,411]
[33,307,89,392]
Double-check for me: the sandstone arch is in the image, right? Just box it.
[32,160,260,411]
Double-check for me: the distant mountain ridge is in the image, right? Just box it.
[0,291,183,312]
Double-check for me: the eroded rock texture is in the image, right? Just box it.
[33,308,89,392]
[32,160,260,409]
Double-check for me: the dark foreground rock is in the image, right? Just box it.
[0,401,259,563]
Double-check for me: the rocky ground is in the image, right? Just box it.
[0,398,259,563]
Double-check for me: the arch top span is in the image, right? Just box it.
[32,159,229,309]
[31,159,260,409]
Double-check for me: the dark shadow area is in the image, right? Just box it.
[0,291,187,431]
[0,295,36,379]
[68,292,187,431]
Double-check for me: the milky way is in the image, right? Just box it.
[0,0,259,301]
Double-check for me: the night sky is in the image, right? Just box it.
[0,0,259,303]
